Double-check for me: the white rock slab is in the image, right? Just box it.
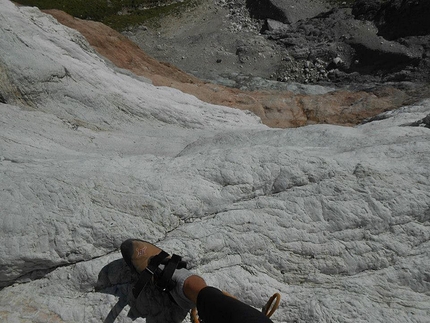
[0,1,429,323]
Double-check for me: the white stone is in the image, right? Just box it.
[0,1,429,322]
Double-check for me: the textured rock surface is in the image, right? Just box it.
[246,0,331,24]
[1,1,430,323]
[121,0,430,87]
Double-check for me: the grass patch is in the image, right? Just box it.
[103,1,201,30]
[14,0,200,30]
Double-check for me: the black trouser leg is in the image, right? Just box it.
[196,287,273,323]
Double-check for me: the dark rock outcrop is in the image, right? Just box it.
[353,0,430,39]
[246,0,288,23]
[345,32,421,76]
[352,0,383,21]
[264,1,430,84]
[374,0,430,40]
[407,114,430,128]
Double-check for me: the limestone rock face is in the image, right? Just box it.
[0,1,430,323]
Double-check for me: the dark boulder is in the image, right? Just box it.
[406,114,430,128]
[246,0,289,23]
[346,32,422,75]
[374,0,430,40]
[352,0,383,21]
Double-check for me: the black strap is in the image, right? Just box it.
[161,256,187,269]
[156,254,182,291]
[132,250,168,298]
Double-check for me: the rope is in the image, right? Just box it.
[190,308,199,323]
[262,293,281,318]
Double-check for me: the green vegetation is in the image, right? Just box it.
[14,0,199,30]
